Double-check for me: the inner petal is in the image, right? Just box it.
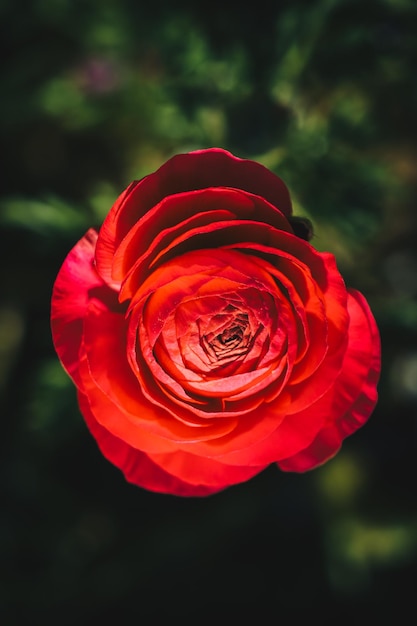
[129,247,301,415]
[169,288,279,376]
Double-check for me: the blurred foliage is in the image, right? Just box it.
[1,0,417,623]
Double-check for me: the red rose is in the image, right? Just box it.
[51,148,380,496]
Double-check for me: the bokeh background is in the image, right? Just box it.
[1,0,417,622]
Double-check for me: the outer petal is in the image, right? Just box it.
[93,182,140,288]
[79,391,219,496]
[51,229,118,386]
[114,187,293,287]
[277,289,381,471]
[210,384,333,466]
[95,148,292,284]
[79,392,266,496]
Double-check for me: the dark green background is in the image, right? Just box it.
[1,0,416,623]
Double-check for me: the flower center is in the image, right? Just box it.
[212,313,248,353]
[218,325,243,345]
[201,310,252,364]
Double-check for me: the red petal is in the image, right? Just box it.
[94,181,140,286]
[79,391,255,496]
[51,229,118,386]
[209,388,332,467]
[144,448,266,494]
[115,187,292,286]
[118,190,293,301]
[277,289,380,471]
[95,148,292,283]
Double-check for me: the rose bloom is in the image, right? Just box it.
[51,148,380,496]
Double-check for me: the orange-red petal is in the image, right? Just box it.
[51,229,118,387]
[277,289,381,471]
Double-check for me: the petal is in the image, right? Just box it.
[51,229,118,386]
[210,387,332,466]
[115,187,292,286]
[95,148,292,283]
[93,181,140,286]
[78,391,236,496]
[145,448,266,494]
[277,289,381,471]
[79,391,266,496]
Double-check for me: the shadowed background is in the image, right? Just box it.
[1,0,416,623]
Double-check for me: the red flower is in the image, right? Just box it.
[51,148,380,496]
